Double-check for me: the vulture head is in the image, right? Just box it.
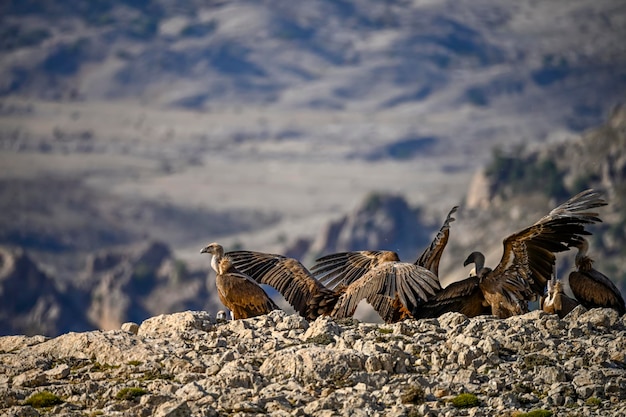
[463,251,486,278]
[200,242,225,256]
[200,242,226,273]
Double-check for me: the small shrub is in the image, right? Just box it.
[127,360,142,366]
[401,385,425,404]
[23,391,63,408]
[451,393,479,408]
[377,327,393,334]
[305,334,333,345]
[516,409,553,417]
[115,387,147,401]
[586,397,601,406]
[91,362,119,371]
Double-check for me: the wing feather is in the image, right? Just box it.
[411,276,488,318]
[331,262,440,320]
[492,190,607,298]
[311,251,400,289]
[226,250,338,320]
[415,206,458,274]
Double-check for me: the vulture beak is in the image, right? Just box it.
[463,254,474,267]
[200,247,209,254]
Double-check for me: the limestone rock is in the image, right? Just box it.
[1,310,625,416]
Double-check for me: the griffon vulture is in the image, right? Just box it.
[434,189,606,319]
[568,237,625,315]
[310,206,458,321]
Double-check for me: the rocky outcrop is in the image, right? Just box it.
[306,193,437,263]
[1,308,625,416]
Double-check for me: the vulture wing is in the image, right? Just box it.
[491,189,607,299]
[414,206,458,275]
[411,276,489,318]
[311,250,400,289]
[331,262,439,320]
[226,250,338,320]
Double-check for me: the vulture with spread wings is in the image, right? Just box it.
[418,189,607,319]
[222,249,340,321]
[310,206,458,322]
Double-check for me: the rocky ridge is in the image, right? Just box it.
[1,308,626,416]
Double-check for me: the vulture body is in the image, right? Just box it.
[541,278,579,318]
[311,206,458,322]
[422,189,607,319]
[214,257,280,320]
[568,238,625,315]
[200,242,280,320]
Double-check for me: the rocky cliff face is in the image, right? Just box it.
[304,193,438,263]
[0,241,222,337]
[1,309,625,416]
[0,247,90,336]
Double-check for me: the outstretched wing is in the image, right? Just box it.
[226,251,337,320]
[569,269,626,314]
[414,206,458,274]
[411,276,489,319]
[492,189,606,298]
[331,262,440,319]
[311,250,400,289]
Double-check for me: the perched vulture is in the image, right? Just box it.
[442,189,607,319]
[540,277,579,318]
[568,237,625,315]
[310,206,458,322]
[223,249,340,321]
[200,243,280,320]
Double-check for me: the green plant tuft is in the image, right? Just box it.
[23,391,63,408]
[586,397,602,406]
[377,327,393,334]
[451,393,479,408]
[305,333,333,345]
[115,387,147,401]
[127,360,142,366]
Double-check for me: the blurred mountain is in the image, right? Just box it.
[0,246,90,336]
[0,240,222,336]
[302,192,441,263]
[1,0,624,130]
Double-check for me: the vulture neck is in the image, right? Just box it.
[210,246,225,273]
[574,239,593,271]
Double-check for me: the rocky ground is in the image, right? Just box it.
[1,307,625,417]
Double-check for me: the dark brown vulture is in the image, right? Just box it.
[438,189,607,319]
[215,257,280,320]
[568,237,625,315]
[222,249,340,321]
[540,277,579,318]
[200,243,280,320]
[310,206,458,322]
